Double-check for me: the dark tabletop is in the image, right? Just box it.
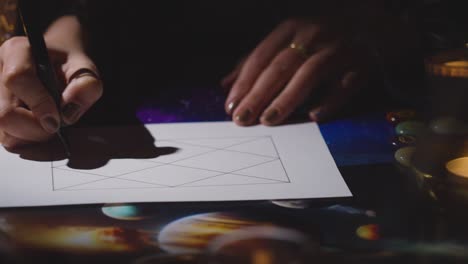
[2,1,468,263]
[1,86,466,264]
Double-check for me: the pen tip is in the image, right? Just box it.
[57,129,71,158]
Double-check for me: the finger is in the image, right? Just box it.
[0,82,51,142]
[309,70,363,123]
[0,37,60,134]
[0,105,53,142]
[259,45,342,126]
[60,55,103,125]
[225,20,297,114]
[233,25,325,126]
[1,132,33,149]
[233,47,306,126]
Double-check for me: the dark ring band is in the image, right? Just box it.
[68,68,101,83]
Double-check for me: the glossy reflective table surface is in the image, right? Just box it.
[1,88,467,264]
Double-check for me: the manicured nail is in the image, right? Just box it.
[262,108,280,124]
[227,100,238,114]
[41,116,60,133]
[309,109,324,122]
[235,109,252,123]
[62,103,81,123]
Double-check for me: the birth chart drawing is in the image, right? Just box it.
[51,136,290,191]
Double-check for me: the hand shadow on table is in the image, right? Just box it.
[7,125,178,170]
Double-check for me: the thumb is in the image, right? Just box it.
[60,53,103,125]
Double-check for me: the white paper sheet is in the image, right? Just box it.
[0,121,351,207]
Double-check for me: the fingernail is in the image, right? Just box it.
[62,103,81,123]
[262,108,280,124]
[227,100,238,114]
[41,116,60,133]
[309,109,323,122]
[235,109,251,124]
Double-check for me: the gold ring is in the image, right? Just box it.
[289,42,309,58]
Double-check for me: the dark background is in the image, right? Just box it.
[21,0,468,125]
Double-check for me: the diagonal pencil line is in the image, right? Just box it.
[169,137,266,153]
[161,140,218,151]
[229,172,290,183]
[56,179,288,191]
[217,149,278,159]
[117,163,229,187]
[105,177,171,187]
[53,167,113,178]
[112,163,166,177]
[165,149,220,164]
[54,163,168,190]
[122,150,281,187]
[162,137,274,165]
[55,162,165,178]
[221,137,279,158]
[157,163,229,174]
[269,136,291,183]
[181,181,286,188]
[108,177,171,187]
[173,158,283,187]
[57,175,171,191]
[51,135,290,191]
[161,137,262,164]
[56,186,168,191]
[58,181,288,191]
[160,139,277,159]
[218,137,270,150]
[55,177,111,191]
[227,158,279,174]
[174,172,227,187]
[158,135,267,141]
[134,160,289,187]
[51,161,55,191]
[162,155,277,175]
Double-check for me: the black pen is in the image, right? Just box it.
[18,1,71,156]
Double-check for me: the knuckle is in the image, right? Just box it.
[2,63,35,88]
[1,36,29,52]
[269,59,289,74]
[248,52,267,69]
[232,79,252,94]
[0,105,14,124]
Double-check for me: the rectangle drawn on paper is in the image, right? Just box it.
[51,136,291,191]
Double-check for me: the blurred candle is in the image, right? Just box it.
[446,157,468,178]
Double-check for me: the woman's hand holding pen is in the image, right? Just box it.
[0,16,102,148]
